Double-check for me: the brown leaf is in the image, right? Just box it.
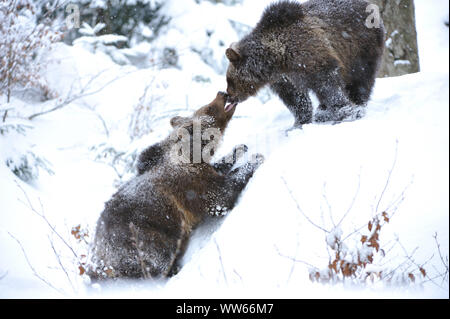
[373,241,380,252]
[372,232,379,242]
[105,269,114,277]
[342,263,354,277]
[314,272,320,280]
[408,273,415,282]
[368,221,372,232]
[420,268,427,277]
[361,235,368,244]
[329,260,338,273]
[78,265,85,276]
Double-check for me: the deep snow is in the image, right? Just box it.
[0,0,448,298]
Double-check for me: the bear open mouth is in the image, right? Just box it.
[224,102,237,113]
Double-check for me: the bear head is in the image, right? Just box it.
[170,91,235,132]
[225,42,266,108]
[137,92,236,173]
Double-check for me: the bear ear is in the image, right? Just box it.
[137,142,164,175]
[226,43,241,63]
[170,116,189,127]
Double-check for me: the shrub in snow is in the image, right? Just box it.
[0,120,53,182]
[0,0,62,104]
[161,47,179,69]
[308,212,428,287]
[62,0,169,46]
[89,142,139,186]
[128,81,165,141]
[5,150,53,182]
[73,22,130,65]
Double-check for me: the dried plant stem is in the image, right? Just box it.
[129,222,151,280]
[281,176,329,233]
[375,140,398,214]
[214,239,228,285]
[433,233,449,283]
[15,181,78,260]
[8,232,65,296]
[48,235,76,292]
[28,69,138,120]
[163,220,186,278]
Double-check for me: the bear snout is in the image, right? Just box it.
[211,91,227,107]
[218,91,228,100]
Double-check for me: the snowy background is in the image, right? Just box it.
[0,0,448,298]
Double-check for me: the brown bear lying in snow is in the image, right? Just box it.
[89,92,263,280]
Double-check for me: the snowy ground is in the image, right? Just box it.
[0,0,448,298]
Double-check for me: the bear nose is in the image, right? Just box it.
[218,91,229,100]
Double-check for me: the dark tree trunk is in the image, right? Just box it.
[372,0,420,77]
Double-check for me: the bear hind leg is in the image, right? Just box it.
[311,71,354,123]
[346,81,372,106]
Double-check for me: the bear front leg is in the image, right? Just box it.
[213,144,248,175]
[270,79,312,128]
[207,154,264,216]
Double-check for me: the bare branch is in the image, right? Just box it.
[274,245,319,270]
[433,232,449,284]
[214,239,228,285]
[336,168,361,228]
[129,222,151,280]
[8,232,65,296]
[162,220,186,278]
[2,108,9,123]
[15,181,78,259]
[281,176,329,233]
[232,269,243,283]
[375,140,399,214]
[48,235,76,292]
[384,177,413,218]
[396,237,447,291]
[341,170,410,243]
[28,69,138,120]
[286,234,301,283]
[321,182,335,227]
[0,271,8,281]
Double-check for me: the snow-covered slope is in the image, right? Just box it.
[0,0,448,298]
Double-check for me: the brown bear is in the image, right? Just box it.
[89,92,263,280]
[224,0,385,126]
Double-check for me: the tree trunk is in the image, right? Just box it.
[372,0,420,78]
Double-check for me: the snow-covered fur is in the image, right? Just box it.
[225,0,385,126]
[89,92,263,280]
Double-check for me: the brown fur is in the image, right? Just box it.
[89,92,263,280]
[225,0,385,126]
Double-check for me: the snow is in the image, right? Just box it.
[0,0,448,298]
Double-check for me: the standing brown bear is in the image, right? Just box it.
[89,92,263,280]
[224,0,385,126]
